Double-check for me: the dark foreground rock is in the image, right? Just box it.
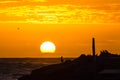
[18,51,120,80]
[18,56,96,80]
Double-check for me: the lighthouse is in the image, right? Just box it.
[92,38,96,61]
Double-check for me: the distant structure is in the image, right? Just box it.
[92,38,96,60]
[92,38,96,80]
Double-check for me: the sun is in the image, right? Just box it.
[40,41,56,53]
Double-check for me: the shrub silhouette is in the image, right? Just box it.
[100,50,119,57]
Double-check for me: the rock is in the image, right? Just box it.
[18,55,95,80]
[18,53,120,80]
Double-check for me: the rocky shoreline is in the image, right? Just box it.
[18,50,120,80]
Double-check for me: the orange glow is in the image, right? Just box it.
[0,0,120,58]
[0,2,120,24]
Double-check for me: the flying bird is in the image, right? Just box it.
[17,27,20,30]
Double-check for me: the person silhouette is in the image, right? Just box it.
[61,56,64,63]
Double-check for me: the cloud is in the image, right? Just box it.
[0,0,19,3]
[21,0,47,2]
[32,0,47,2]
[0,4,120,24]
[0,0,47,3]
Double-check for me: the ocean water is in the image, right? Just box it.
[0,58,67,80]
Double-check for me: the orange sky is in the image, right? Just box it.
[0,0,120,58]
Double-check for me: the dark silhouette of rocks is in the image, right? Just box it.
[18,51,120,80]
[18,38,120,80]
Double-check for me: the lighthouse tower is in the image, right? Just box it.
[92,38,96,60]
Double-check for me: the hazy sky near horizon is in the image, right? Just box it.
[0,0,120,57]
